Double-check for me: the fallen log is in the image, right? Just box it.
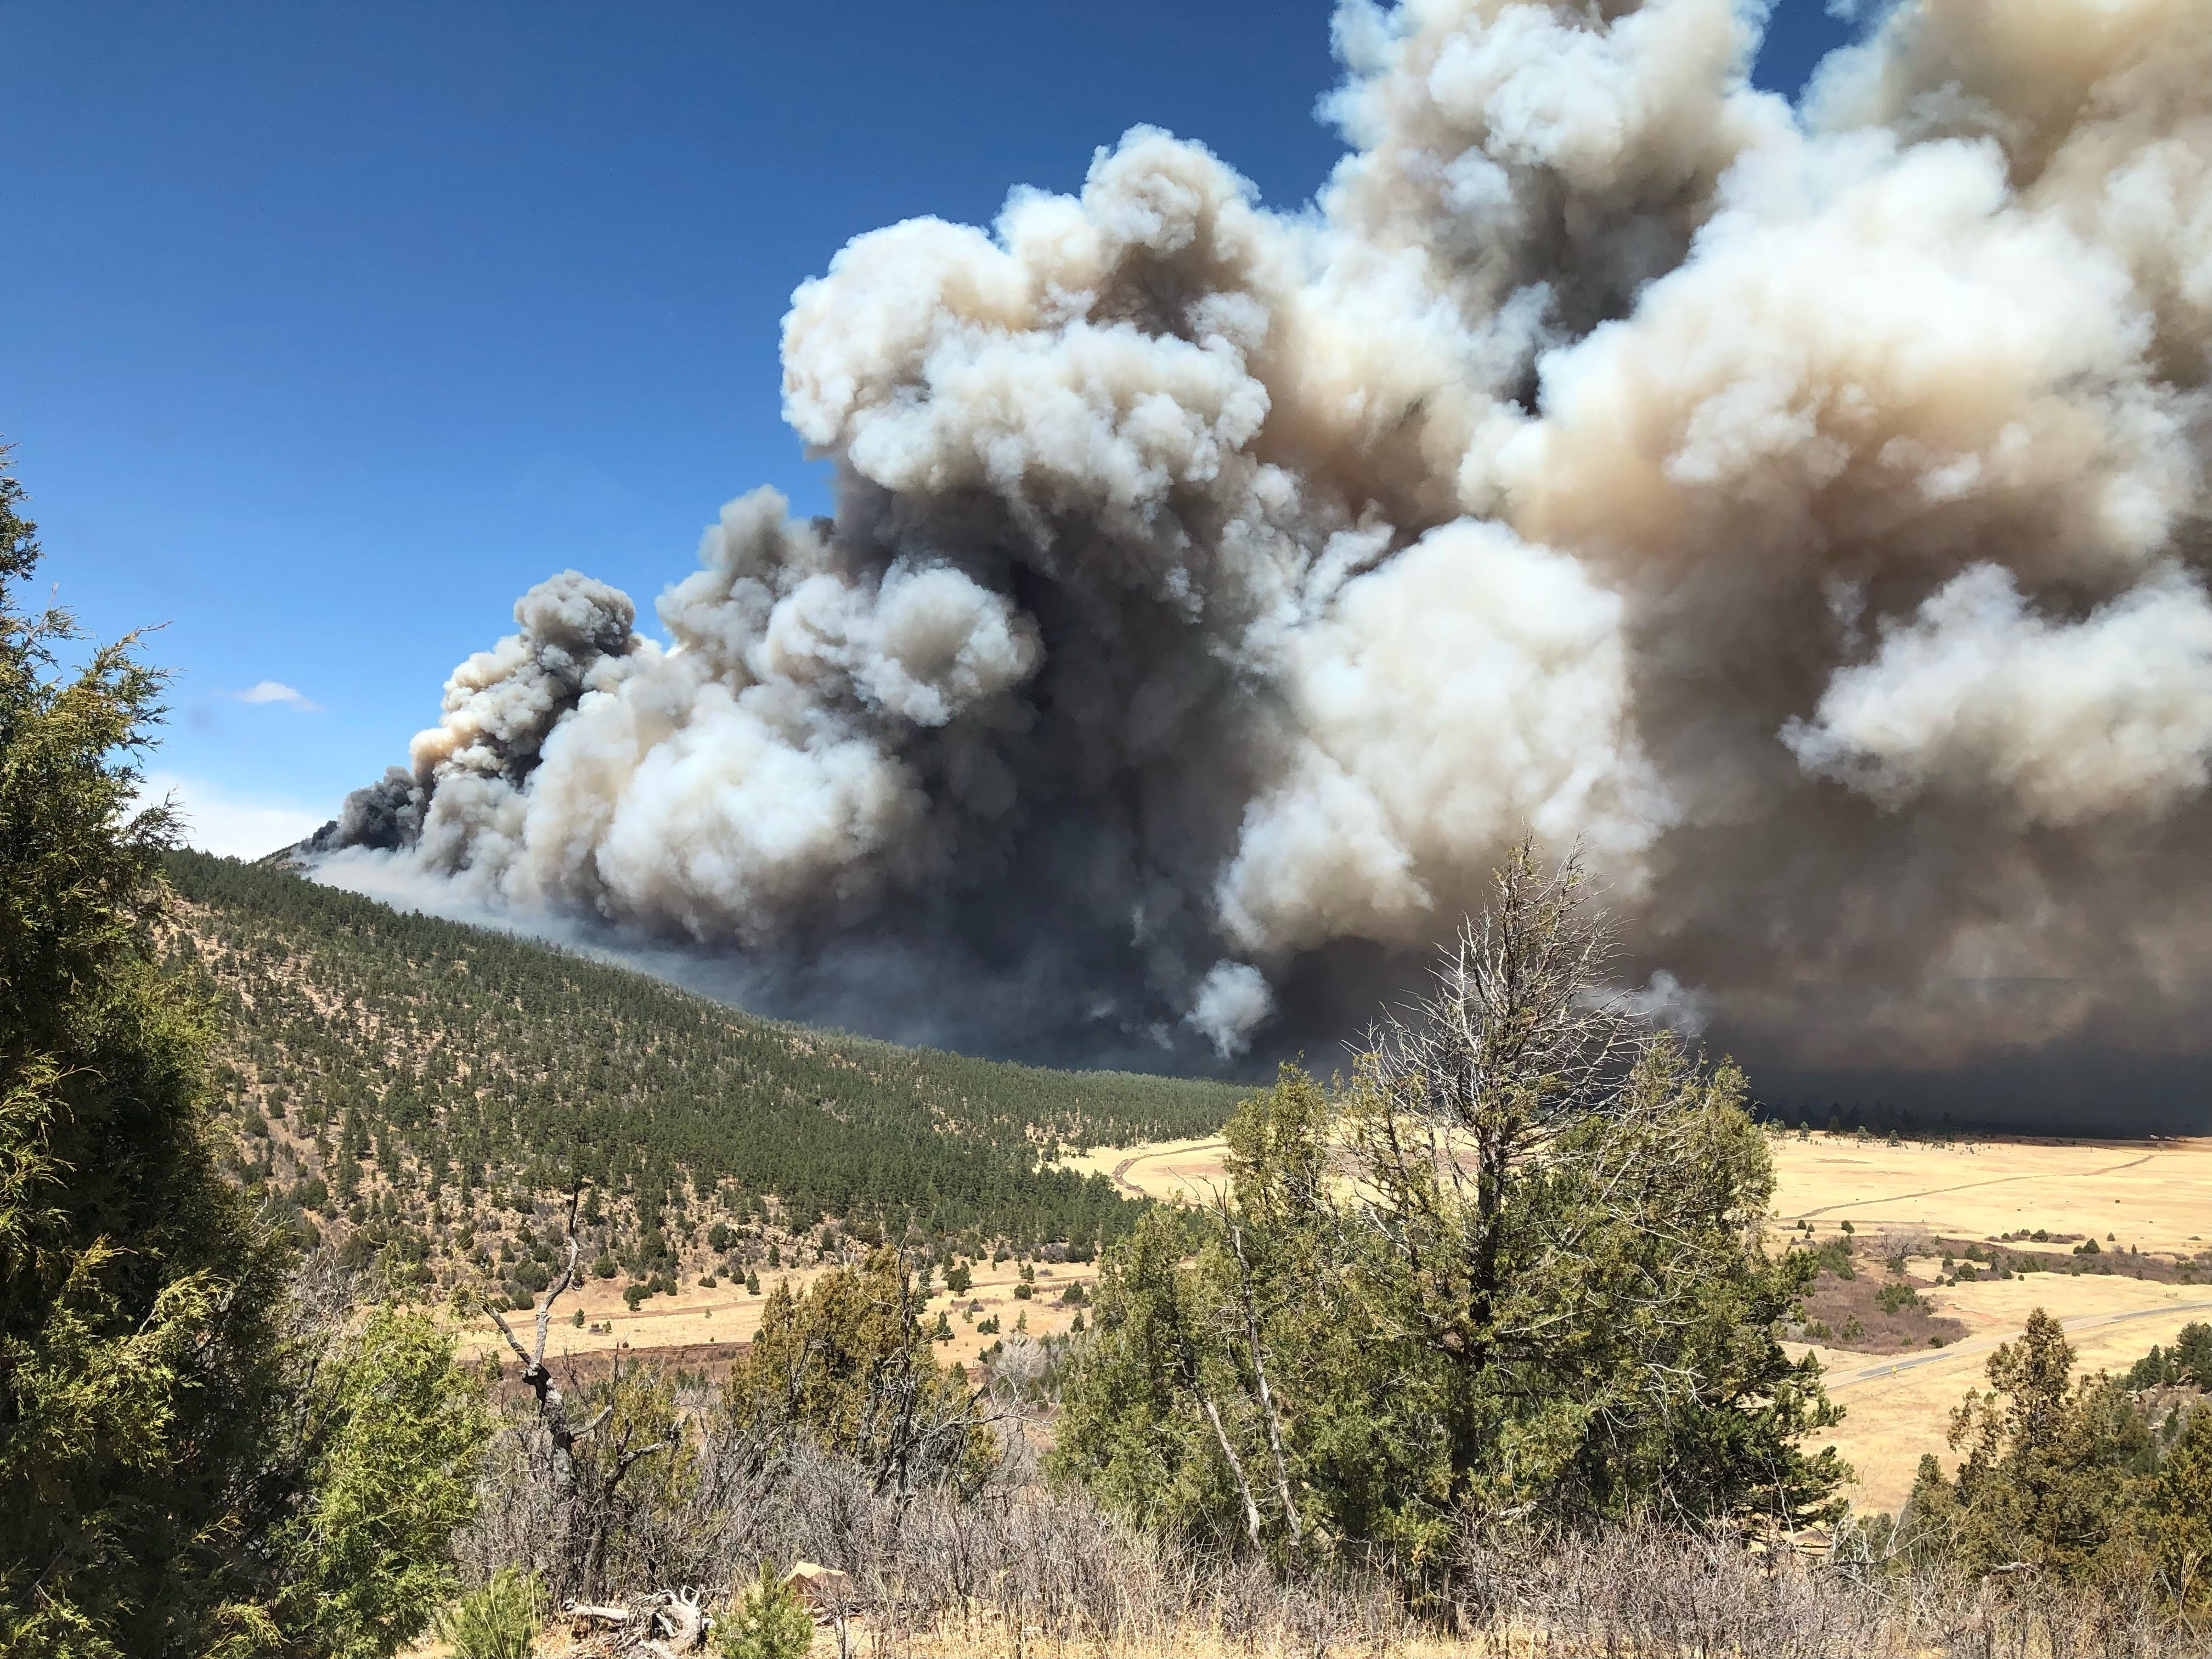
[565,1601,634,1624]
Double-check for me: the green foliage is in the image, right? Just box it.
[1902,1308,2212,1605]
[0,445,294,1655]
[944,1262,972,1295]
[717,1561,814,1659]
[268,1307,494,1657]
[0,448,533,1654]
[1055,853,1843,1570]
[431,1567,543,1659]
[563,1360,696,1594]
[1875,1282,1920,1315]
[2138,1403,2212,1608]
[1812,1234,1855,1279]
[1059,1059,1841,1566]
[2126,1323,2211,1390]
[724,1252,989,1489]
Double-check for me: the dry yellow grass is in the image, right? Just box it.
[404,1633,1470,1658]
[401,1613,1547,1658]
[1062,1135,1233,1204]
[1764,1133,2209,1256]
[453,1255,1100,1375]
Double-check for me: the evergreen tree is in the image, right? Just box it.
[263,1309,493,1658]
[1904,1308,2212,1602]
[1,448,492,1656]
[1,444,292,1654]
[725,1252,990,1495]
[1055,847,1844,1566]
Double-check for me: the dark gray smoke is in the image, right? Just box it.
[310,0,2212,1129]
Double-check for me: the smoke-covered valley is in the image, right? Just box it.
[308,0,2212,1130]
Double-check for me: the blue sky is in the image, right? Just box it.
[1,0,1856,855]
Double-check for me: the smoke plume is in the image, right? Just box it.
[312,0,2212,1120]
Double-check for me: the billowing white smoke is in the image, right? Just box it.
[317,0,2212,1087]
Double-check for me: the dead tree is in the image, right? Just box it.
[485,1190,601,1492]
[565,1585,707,1656]
[483,1186,674,1599]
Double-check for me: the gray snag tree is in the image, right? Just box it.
[482,1188,678,1606]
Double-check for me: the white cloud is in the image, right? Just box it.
[234,680,321,711]
[134,771,327,861]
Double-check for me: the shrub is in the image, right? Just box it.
[271,1307,496,1657]
[718,1560,815,1659]
[724,1254,992,1486]
[1906,1307,2212,1600]
[1876,1282,1921,1315]
[433,1566,544,1658]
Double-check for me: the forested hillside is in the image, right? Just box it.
[162,851,1244,1306]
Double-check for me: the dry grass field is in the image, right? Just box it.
[1061,1134,1235,1205]
[1764,1132,2207,1255]
[454,1252,1100,1379]
[1063,1128,2212,1517]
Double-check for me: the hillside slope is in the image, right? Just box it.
[162,851,1245,1305]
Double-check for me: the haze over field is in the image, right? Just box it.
[312,0,2212,1128]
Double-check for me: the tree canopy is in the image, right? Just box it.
[1053,848,1846,1569]
[1,442,293,1653]
[1905,1308,2212,1606]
